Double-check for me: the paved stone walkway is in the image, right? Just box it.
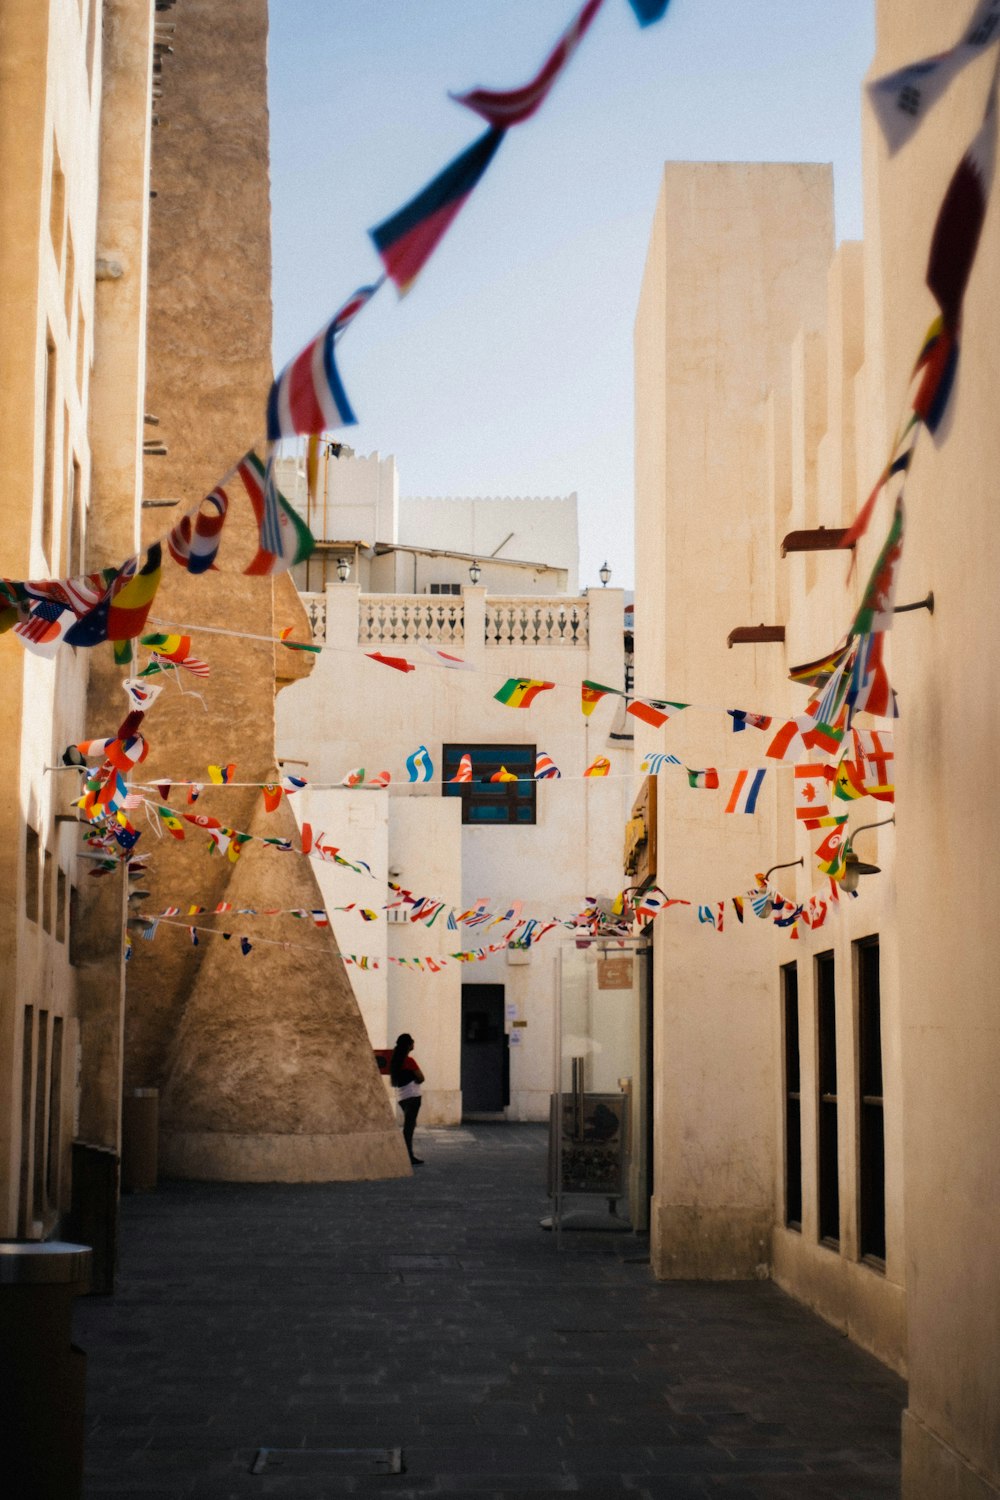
[75,1125,905,1499]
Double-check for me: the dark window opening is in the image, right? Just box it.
[816,951,840,1247]
[857,937,886,1264]
[429,582,461,595]
[442,744,536,825]
[782,963,802,1230]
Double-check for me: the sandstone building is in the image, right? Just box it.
[633,4,1000,1493]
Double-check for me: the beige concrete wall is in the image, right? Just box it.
[868,4,1000,1493]
[126,0,405,1181]
[634,162,834,1279]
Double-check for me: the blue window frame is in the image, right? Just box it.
[442,744,537,825]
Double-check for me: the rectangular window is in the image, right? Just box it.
[33,1011,50,1220]
[442,744,536,825]
[25,826,40,924]
[429,582,461,595]
[56,867,67,944]
[782,963,802,1230]
[18,1007,34,1234]
[49,146,65,265]
[47,1016,63,1206]
[42,337,58,566]
[857,937,886,1264]
[42,849,55,935]
[816,951,840,1246]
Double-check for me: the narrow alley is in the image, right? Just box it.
[75,1126,904,1499]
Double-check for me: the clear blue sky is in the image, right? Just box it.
[268,1,875,591]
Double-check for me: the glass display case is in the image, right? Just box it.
[548,936,651,1244]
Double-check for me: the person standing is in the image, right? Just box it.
[390,1033,425,1165]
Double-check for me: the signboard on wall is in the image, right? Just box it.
[597,955,634,991]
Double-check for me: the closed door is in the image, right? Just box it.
[461,985,508,1114]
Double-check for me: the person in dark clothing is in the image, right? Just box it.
[390,1033,425,1165]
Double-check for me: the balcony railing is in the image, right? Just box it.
[485,597,588,647]
[300,593,327,645]
[359,594,464,645]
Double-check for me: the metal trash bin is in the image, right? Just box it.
[0,1241,92,1500]
[122,1086,158,1191]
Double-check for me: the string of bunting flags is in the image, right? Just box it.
[2,0,670,665]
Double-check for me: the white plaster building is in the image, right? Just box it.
[276,454,630,1123]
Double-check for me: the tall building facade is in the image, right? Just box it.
[0,0,154,1239]
[634,4,1000,1492]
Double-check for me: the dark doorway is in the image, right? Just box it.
[461,985,509,1115]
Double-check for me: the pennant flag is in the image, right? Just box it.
[141,632,190,663]
[156,805,186,840]
[154,780,173,801]
[183,812,222,830]
[366,651,415,673]
[278,625,321,655]
[919,80,998,431]
[627,0,671,22]
[341,767,366,788]
[581,680,618,715]
[815,819,850,881]
[584,756,611,778]
[240,936,253,956]
[697,902,724,932]
[189,927,199,947]
[370,127,505,294]
[419,643,475,670]
[262,783,282,813]
[634,886,667,922]
[166,489,228,573]
[406,745,434,782]
[728,710,773,733]
[639,752,681,774]
[533,751,561,779]
[866,0,1000,154]
[451,0,604,128]
[310,910,330,928]
[208,764,236,785]
[851,497,905,638]
[851,728,895,801]
[187,783,202,803]
[626,698,685,728]
[724,768,766,815]
[121,678,163,712]
[495,678,554,708]
[266,283,378,441]
[368,770,391,789]
[732,896,745,924]
[237,450,314,576]
[282,774,307,793]
[449,754,473,783]
[489,766,519,783]
[686,768,719,789]
[794,764,835,827]
[765,718,809,763]
[833,758,866,803]
[104,545,162,643]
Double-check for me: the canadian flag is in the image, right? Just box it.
[794,764,834,827]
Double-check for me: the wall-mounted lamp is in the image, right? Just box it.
[841,816,895,894]
[599,560,611,588]
[759,856,804,915]
[468,559,482,585]
[336,556,351,583]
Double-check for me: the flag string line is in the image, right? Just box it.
[145,614,894,729]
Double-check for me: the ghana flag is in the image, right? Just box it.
[494,678,554,708]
